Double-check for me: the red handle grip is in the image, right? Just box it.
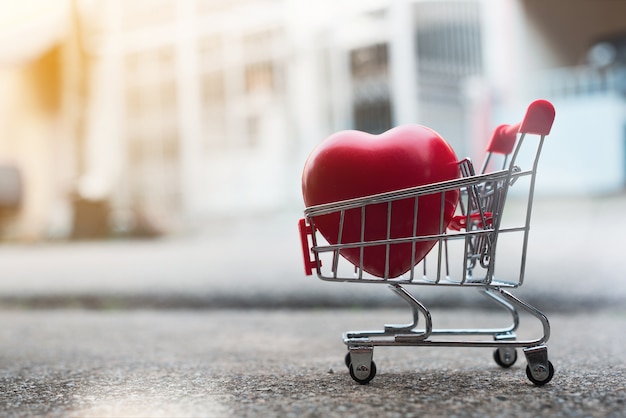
[298,218,317,276]
[486,99,555,156]
[486,123,520,155]
[519,99,555,135]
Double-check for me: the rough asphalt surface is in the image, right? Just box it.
[1,308,625,417]
[0,195,625,416]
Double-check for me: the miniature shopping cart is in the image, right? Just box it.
[298,100,556,385]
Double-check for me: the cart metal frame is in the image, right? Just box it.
[299,100,556,385]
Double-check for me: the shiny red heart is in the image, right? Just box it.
[302,125,460,278]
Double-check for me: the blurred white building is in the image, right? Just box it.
[1,0,625,239]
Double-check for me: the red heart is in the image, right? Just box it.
[302,125,460,278]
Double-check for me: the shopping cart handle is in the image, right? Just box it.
[486,123,519,155]
[486,100,555,155]
[519,99,555,136]
[298,218,318,276]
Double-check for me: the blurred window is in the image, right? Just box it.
[414,1,483,102]
[124,46,177,120]
[349,43,392,134]
[202,110,227,152]
[245,61,274,94]
[350,43,389,79]
[353,101,392,135]
[157,46,176,80]
[201,71,225,104]
[416,23,483,77]
[199,70,227,152]
[161,79,178,109]
[198,35,222,69]
[127,131,181,214]
[123,43,180,216]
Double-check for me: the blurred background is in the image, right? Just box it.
[0,0,625,243]
[0,0,626,242]
[0,6,624,415]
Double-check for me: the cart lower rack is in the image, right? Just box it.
[299,100,556,385]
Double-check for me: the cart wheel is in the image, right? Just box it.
[349,361,377,385]
[344,352,352,369]
[525,361,554,386]
[493,348,517,368]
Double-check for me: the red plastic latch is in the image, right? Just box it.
[449,212,494,231]
[298,218,317,276]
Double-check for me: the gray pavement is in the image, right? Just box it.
[1,308,625,417]
[0,194,625,417]
[0,194,625,311]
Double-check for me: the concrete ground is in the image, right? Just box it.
[0,194,624,416]
[0,308,625,417]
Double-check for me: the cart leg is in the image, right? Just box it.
[344,284,432,340]
[491,288,550,345]
[347,346,376,385]
[385,284,432,339]
[523,345,554,386]
[481,288,520,334]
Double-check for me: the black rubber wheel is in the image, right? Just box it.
[526,361,555,386]
[493,348,518,368]
[345,352,352,369]
[349,360,377,385]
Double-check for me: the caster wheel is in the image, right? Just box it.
[345,352,351,369]
[349,360,377,385]
[526,361,554,386]
[493,347,517,368]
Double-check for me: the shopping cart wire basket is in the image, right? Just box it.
[298,99,556,385]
